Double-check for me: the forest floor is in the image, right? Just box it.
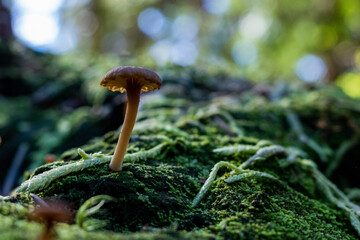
[1,43,360,239]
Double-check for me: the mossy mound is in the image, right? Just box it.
[204,175,355,239]
[40,163,200,232]
[4,84,359,239]
[4,145,359,239]
[2,65,360,239]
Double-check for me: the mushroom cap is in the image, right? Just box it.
[31,202,72,223]
[100,66,162,93]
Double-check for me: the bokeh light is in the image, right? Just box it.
[171,15,199,41]
[231,40,258,66]
[355,49,360,70]
[336,73,360,98]
[295,54,327,82]
[170,40,198,66]
[50,27,77,54]
[6,0,360,83]
[239,12,269,40]
[75,10,99,37]
[137,8,167,39]
[314,25,338,50]
[14,0,63,12]
[149,40,172,66]
[11,0,65,53]
[203,0,232,15]
[13,13,59,50]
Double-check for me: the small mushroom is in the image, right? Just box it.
[30,193,49,208]
[100,66,162,171]
[30,197,72,240]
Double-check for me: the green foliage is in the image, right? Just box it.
[76,195,114,231]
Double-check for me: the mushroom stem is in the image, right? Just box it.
[109,85,141,171]
[41,222,54,240]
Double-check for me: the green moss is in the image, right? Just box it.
[0,215,215,240]
[34,163,201,232]
[10,142,359,239]
[0,196,31,218]
[204,175,357,239]
[3,66,360,239]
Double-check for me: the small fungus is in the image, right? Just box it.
[30,193,49,208]
[30,198,72,240]
[100,66,161,171]
[45,154,56,164]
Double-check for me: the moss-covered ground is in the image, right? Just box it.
[2,67,360,239]
[1,43,360,240]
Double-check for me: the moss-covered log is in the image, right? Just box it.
[1,54,360,239]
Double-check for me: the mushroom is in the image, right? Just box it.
[30,197,72,240]
[100,66,162,171]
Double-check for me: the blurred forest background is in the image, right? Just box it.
[0,0,360,195]
[3,0,360,87]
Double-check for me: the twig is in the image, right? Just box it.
[286,112,328,162]
[240,145,286,169]
[17,142,171,193]
[192,161,242,207]
[214,116,236,137]
[2,143,29,195]
[193,145,284,207]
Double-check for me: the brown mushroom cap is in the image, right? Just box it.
[100,66,162,93]
[31,201,72,223]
